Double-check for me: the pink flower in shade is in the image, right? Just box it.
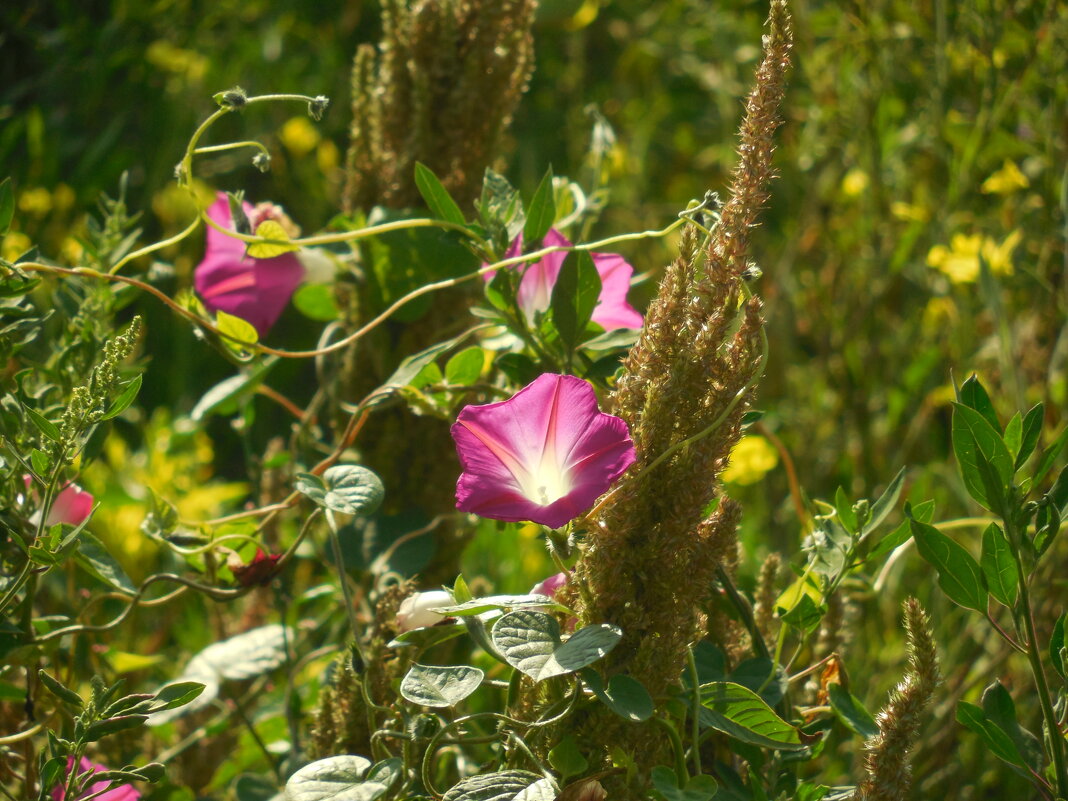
[492,229,643,331]
[193,192,305,336]
[451,373,636,529]
[22,477,93,528]
[529,572,567,600]
[52,757,141,801]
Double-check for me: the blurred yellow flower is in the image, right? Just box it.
[841,168,869,197]
[2,231,31,262]
[927,231,1018,284]
[981,160,1028,194]
[18,187,53,217]
[721,435,778,486]
[145,40,207,84]
[52,183,76,211]
[890,201,928,223]
[280,116,321,157]
[152,179,214,227]
[61,236,84,265]
[317,139,340,173]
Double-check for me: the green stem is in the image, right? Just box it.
[686,648,702,776]
[1007,516,1068,796]
[651,716,689,785]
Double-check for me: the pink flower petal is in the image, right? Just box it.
[53,757,141,801]
[530,572,568,599]
[194,193,304,336]
[488,229,642,331]
[46,483,94,528]
[452,374,635,528]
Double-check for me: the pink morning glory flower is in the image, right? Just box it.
[194,192,305,336]
[529,572,568,599]
[52,757,141,801]
[493,229,643,331]
[22,477,93,528]
[451,373,636,529]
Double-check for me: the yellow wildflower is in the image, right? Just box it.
[841,168,869,197]
[721,435,778,486]
[2,231,31,262]
[52,183,76,212]
[279,116,320,157]
[981,229,1021,275]
[61,236,84,265]
[317,139,340,173]
[927,233,982,283]
[18,187,52,217]
[981,160,1028,194]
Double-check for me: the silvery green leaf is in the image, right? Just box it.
[322,465,385,516]
[491,610,621,681]
[442,770,551,801]
[285,756,384,801]
[399,664,484,707]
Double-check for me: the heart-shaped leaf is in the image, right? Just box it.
[699,681,804,750]
[650,766,718,801]
[321,465,385,516]
[400,663,484,707]
[285,755,383,801]
[491,611,621,682]
[442,770,552,801]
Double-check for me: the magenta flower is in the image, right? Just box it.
[451,373,636,529]
[529,572,568,599]
[194,192,304,336]
[493,229,643,331]
[52,757,141,801]
[22,477,93,528]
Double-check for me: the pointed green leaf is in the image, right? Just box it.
[582,669,654,721]
[980,523,1017,607]
[1003,412,1023,462]
[699,681,804,750]
[38,670,83,708]
[26,406,61,441]
[951,403,1013,511]
[524,167,556,243]
[445,347,485,386]
[909,518,986,611]
[1033,424,1068,487]
[959,375,1001,432]
[415,162,466,225]
[827,683,878,738]
[868,498,935,561]
[834,487,857,533]
[1050,613,1066,680]
[548,735,588,780]
[956,701,1024,767]
[550,251,601,349]
[100,374,142,421]
[399,663,483,707]
[1016,403,1044,470]
[859,467,906,540]
[75,532,136,594]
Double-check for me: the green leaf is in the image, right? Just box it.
[859,467,906,541]
[84,714,148,741]
[100,374,142,421]
[190,357,278,421]
[650,766,719,801]
[216,309,259,351]
[951,403,1013,511]
[234,773,280,801]
[431,594,570,617]
[247,220,298,258]
[548,734,588,780]
[491,611,621,681]
[0,178,14,235]
[834,487,857,533]
[980,523,1018,607]
[320,465,385,516]
[415,162,466,225]
[582,669,655,721]
[1032,424,1068,488]
[1016,403,1044,470]
[445,347,485,386]
[869,499,934,561]
[1050,612,1066,680]
[442,771,553,801]
[149,681,206,713]
[26,406,61,442]
[827,684,878,738]
[780,593,825,635]
[698,681,804,750]
[909,518,986,611]
[284,755,383,801]
[382,328,483,390]
[981,680,1044,772]
[524,167,557,243]
[399,663,484,707]
[1003,412,1023,462]
[550,251,601,349]
[955,701,1025,767]
[38,670,83,708]
[293,283,341,321]
[959,375,1001,432]
[75,532,136,594]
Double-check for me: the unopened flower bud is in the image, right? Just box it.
[252,152,271,173]
[396,590,453,632]
[308,95,330,121]
[214,86,247,109]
